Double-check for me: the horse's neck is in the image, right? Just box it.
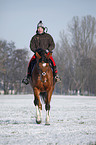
[34,63,39,71]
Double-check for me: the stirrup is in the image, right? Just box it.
[22,76,29,85]
[55,74,61,82]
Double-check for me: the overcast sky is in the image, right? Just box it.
[0,0,96,50]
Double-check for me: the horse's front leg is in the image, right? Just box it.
[45,109,50,125]
[45,88,53,125]
[34,88,42,124]
[36,105,42,124]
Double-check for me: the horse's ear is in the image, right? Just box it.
[46,53,52,59]
[36,52,41,59]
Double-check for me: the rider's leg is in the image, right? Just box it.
[22,55,36,85]
[49,56,61,82]
[49,56,57,75]
[27,55,36,77]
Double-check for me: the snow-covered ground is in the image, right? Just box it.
[0,94,96,145]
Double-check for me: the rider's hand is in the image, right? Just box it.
[46,49,53,54]
[45,49,49,53]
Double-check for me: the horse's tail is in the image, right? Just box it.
[40,92,47,103]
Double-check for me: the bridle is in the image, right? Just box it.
[38,61,50,83]
[35,50,51,83]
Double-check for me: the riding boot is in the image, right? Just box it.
[53,66,61,82]
[22,75,30,85]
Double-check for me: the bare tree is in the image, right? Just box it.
[0,40,30,94]
[11,49,29,94]
[54,15,96,95]
[0,40,15,94]
[69,15,96,94]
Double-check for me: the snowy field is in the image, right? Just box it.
[0,94,96,145]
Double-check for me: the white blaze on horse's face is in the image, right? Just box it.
[42,63,46,67]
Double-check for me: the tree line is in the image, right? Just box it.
[0,15,96,95]
[0,40,32,94]
[53,15,96,95]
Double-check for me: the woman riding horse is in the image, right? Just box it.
[22,20,61,85]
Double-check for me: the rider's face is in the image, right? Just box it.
[38,27,44,34]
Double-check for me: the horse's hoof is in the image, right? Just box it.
[45,122,50,125]
[36,120,41,124]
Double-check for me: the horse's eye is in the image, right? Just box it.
[42,63,46,67]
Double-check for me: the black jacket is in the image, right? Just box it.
[30,32,55,53]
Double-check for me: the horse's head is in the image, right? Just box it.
[35,49,52,76]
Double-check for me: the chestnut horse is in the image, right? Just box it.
[30,49,56,125]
